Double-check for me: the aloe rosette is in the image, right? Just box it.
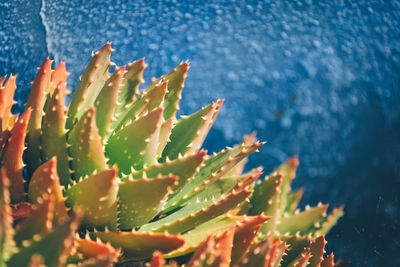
[0,43,343,266]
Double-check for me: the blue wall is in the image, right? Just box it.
[1,1,399,265]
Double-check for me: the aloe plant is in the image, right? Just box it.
[0,43,343,266]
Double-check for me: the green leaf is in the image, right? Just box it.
[162,62,189,121]
[0,75,17,128]
[91,230,184,261]
[28,158,69,225]
[65,168,118,230]
[106,108,163,175]
[284,187,304,214]
[115,58,146,116]
[164,142,264,212]
[160,100,222,162]
[42,85,72,186]
[315,206,344,236]
[156,118,173,159]
[277,204,328,236]
[49,60,68,97]
[286,237,326,267]
[280,235,313,266]
[175,171,259,214]
[25,58,52,175]
[118,175,177,229]
[166,214,243,258]
[7,212,81,267]
[276,156,299,215]
[225,132,257,177]
[248,173,282,235]
[129,151,206,198]
[95,66,125,139]
[139,189,251,234]
[68,108,107,179]
[66,43,112,129]
[0,75,18,134]
[110,81,167,137]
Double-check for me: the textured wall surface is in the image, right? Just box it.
[1,0,399,265]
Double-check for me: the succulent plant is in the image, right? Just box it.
[0,43,343,266]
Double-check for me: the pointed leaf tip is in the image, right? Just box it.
[2,108,32,203]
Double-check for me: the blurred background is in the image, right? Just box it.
[0,0,399,265]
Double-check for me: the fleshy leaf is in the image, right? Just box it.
[315,206,344,236]
[14,195,54,246]
[156,118,174,159]
[129,151,206,197]
[0,75,17,130]
[174,171,261,215]
[42,85,72,186]
[28,255,44,267]
[91,230,184,261]
[321,253,335,267]
[7,212,81,267]
[0,130,10,156]
[50,60,68,96]
[139,189,251,234]
[66,43,112,129]
[160,100,222,162]
[214,226,236,267]
[149,251,165,267]
[225,133,257,177]
[233,235,287,267]
[1,108,31,203]
[276,156,299,215]
[287,252,311,267]
[106,107,163,175]
[25,58,52,175]
[75,235,120,266]
[284,187,304,214]
[231,215,270,264]
[286,237,326,267]
[65,168,118,230]
[184,99,223,156]
[11,203,32,222]
[0,168,16,262]
[114,58,146,116]
[118,175,177,229]
[95,65,125,139]
[248,173,282,235]
[161,62,189,120]
[280,235,313,265]
[307,236,326,266]
[166,214,243,258]
[164,142,264,212]
[110,81,167,137]
[277,204,328,236]
[68,107,107,179]
[185,236,214,267]
[28,158,69,225]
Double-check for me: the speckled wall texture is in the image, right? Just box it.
[0,0,399,265]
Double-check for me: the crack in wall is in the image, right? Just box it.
[39,0,56,62]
